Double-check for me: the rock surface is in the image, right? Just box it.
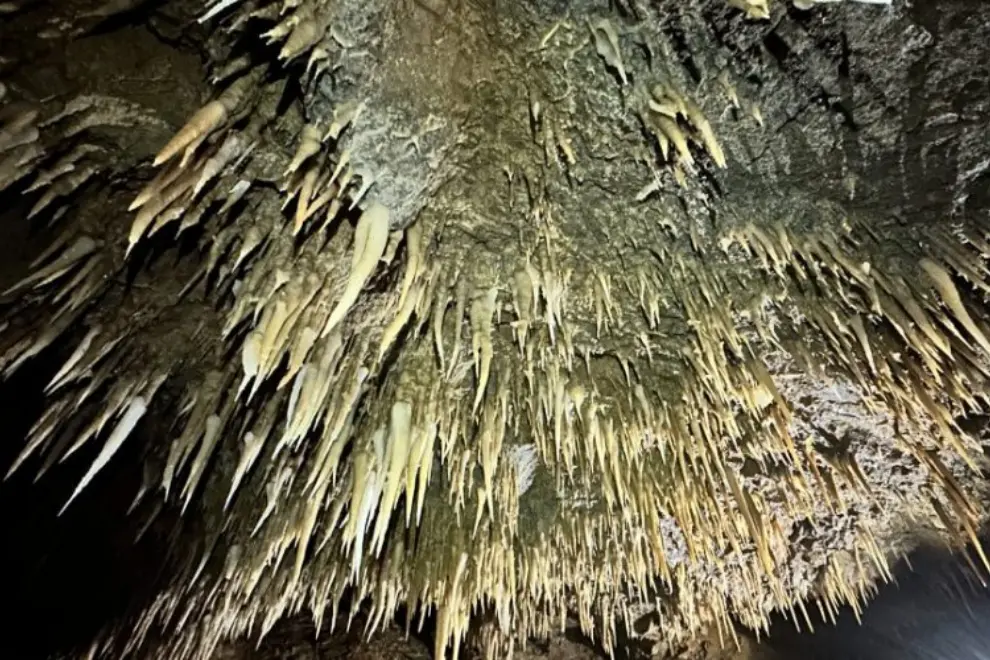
[1,1,990,659]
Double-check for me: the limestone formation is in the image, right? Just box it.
[1,0,989,658]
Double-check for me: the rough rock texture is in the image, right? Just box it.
[2,0,990,659]
[767,539,990,659]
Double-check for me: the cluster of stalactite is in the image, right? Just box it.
[1,0,987,659]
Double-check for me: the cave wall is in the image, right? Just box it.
[2,0,990,659]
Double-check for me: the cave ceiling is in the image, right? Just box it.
[2,0,990,658]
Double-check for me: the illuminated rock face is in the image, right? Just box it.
[1,0,990,658]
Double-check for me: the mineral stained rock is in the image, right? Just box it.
[2,0,990,658]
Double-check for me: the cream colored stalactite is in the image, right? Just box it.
[224,431,265,510]
[921,257,990,356]
[192,130,251,198]
[639,80,727,188]
[162,374,224,499]
[44,325,102,395]
[397,220,423,309]
[258,0,333,64]
[589,19,627,85]
[60,373,168,513]
[302,353,368,491]
[197,0,244,23]
[126,70,263,255]
[321,201,391,337]
[470,287,499,415]
[179,413,225,513]
[434,552,470,660]
[3,234,98,296]
[443,279,470,381]
[152,71,257,167]
[511,265,535,351]
[369,402,413,557]
[376,223,427,363]
[0,107,42,190]
[285,123,323,176]
[343,429,385,580]
[727,0,771,19]
[794,0,892,8]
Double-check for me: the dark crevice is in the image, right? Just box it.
[762,30,791,66]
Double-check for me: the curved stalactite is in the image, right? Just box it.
[1,0,990,658]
